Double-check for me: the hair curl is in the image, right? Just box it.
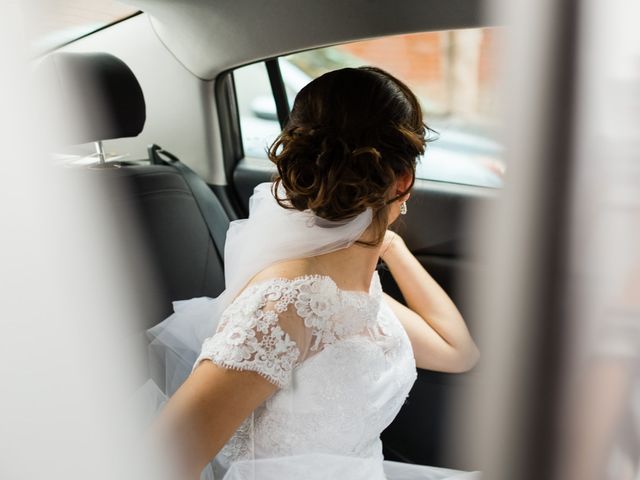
[268,66,431,246]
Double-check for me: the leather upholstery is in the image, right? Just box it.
[47,50,229,328]
[84,165,226,328]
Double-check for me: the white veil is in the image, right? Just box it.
[146,181,373,397]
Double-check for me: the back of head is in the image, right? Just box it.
[269,66,428,246]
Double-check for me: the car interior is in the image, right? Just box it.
[41,0,500,471]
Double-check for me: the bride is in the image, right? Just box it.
[146,66,480,480]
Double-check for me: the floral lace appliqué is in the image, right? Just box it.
[194,279,304,388]
[194,273,381,387]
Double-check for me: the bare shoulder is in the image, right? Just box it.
[246,258,316,288]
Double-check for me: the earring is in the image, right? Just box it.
[400,201,407,215]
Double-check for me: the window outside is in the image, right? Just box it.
[234,28,505,188]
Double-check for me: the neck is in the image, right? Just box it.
[309,228,382,292]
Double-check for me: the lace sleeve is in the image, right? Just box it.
[193,278,309,388]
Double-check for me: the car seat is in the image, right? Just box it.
[39,51,229,330]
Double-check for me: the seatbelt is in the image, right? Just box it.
[147,144,228,262]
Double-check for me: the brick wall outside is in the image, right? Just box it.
[336,28,501,118]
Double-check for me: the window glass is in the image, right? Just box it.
[234,28,505,188]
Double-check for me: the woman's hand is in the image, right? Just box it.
[380,230,480,373]
[380,230,404,263]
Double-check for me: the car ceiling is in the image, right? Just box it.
[129,0,486,80]
[54,0,490,184]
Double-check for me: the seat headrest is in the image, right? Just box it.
[39,52,146,146]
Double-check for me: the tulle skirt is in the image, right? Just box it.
[221,454,480,480]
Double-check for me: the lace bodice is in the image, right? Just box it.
[193,270,418,474]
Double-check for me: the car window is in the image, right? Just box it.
[234,28,505,188]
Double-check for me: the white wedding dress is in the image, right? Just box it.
[144,182,480,480]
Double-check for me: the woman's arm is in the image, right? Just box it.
[150,361,277,480]
[150,276,311,479]
[380,231,479,372]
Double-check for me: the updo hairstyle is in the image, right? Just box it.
[268,66,429,246]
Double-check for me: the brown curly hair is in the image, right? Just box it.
[268,66,429,247]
